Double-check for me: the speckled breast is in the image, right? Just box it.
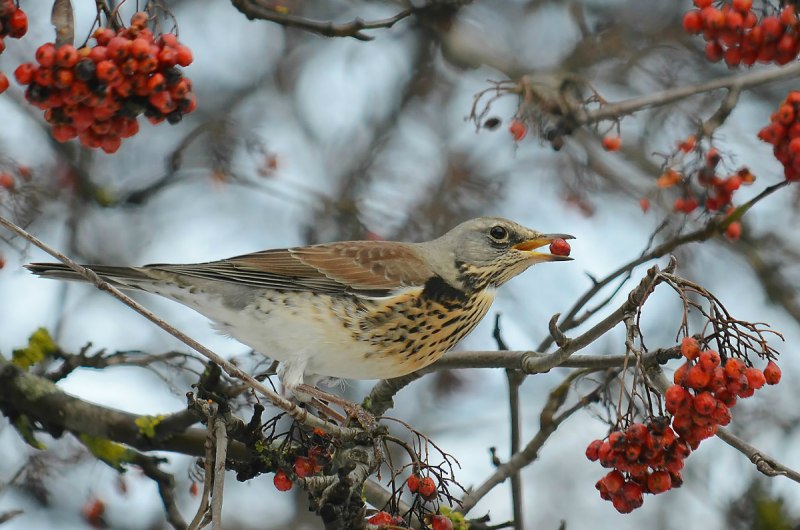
[356,276,496,376]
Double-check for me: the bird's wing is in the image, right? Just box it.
[148,241,434,296]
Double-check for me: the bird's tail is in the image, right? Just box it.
[25,262,153,291]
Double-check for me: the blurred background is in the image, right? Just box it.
[0,0,799,528]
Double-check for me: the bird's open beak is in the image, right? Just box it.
[512,234,575,262]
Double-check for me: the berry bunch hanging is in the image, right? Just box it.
[586,337,781,513]
[683,1,800,67]
[0,0,28,94]
[14,11,196,153]
[758,90,800,180]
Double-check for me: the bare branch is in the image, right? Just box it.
[230,0,415,41]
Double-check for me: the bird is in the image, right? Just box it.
[27,217,573,394]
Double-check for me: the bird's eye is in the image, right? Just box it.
[489,225,508,242]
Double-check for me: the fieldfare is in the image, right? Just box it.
[27,217,572,393]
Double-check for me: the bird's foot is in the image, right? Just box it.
[296,383,377,432]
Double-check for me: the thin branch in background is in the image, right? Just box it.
[494,314,524,530]
[229,0,415,41]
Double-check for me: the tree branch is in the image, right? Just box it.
[230,0,415,41]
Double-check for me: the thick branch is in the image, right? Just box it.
[0,357,247,460]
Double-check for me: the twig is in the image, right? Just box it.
[578,61,800,124]
[211,417,228,530]
[230,0,414,41]
[0,215,359,439]
[494,315,524,530]
[136,455,188,530]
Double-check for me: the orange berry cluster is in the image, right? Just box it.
[586,418,689,513]
[0,0,28,94]
[667,337,780,449]
[587,337,781,513]
[758,91,800,181]
[367,511,406,528]
[14,12,196,153]
[683,0,800,67]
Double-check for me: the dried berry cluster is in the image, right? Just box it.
[0,0,28,93]
[586,337,781,513]
[683,0,800,67]
[14,12,196,153]
[758,90,800,180]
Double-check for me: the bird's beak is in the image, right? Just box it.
[512,234,575,262]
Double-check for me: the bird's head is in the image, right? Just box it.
[416,217,574,291]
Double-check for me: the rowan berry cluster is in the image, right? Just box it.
[668,337,780,449]
[586,337,781,513]
[14,12,196,153]
[585,418,689,513]
[757,90,800,180]
[0,0,28,94]
[682,0,800,67]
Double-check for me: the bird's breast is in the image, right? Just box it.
[356,285,497,374]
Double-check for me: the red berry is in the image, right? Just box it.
[693,392,717,416]
[586,439,603,461]
[647,470,672,494]
[673,361,690,385]
[549,238,571,257]
[418,476,437,501]
[0,72,7,95]
[681,337,701,360]
[724,358,746,379]
[763,361,781,385]
[601,470,625,494]
[665,384,690,413]
[620,481,644,508]
[431,514,454,530]
[602,135,621,151]
[762,17,783,41]
[273,470,292,491]
[509,119,527,142]
[8,8,28,38]
[732,0,752,13]
[683,10,703,34]
[725,221,742,240]
[407,474,420,493]
[639,198,650,213]
[55,45,80,68]
[0,172,14,189]
[175,44,194,67]
[699,350,721,371]
[35,43,57,67]
[293,456,316,478]
[744,367,766,390]
[686,364,712,390]
[367,511,393,525]
[693,0,713,8]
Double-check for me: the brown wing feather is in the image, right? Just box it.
[147,241,433,296]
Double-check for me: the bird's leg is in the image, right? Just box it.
[295,384,377,432]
